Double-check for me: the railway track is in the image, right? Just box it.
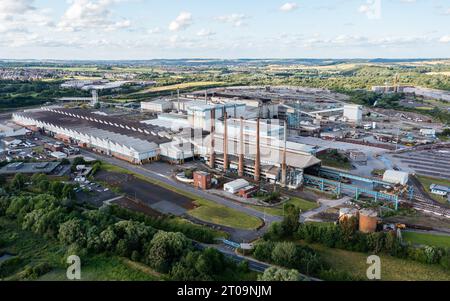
[402,198,450,218]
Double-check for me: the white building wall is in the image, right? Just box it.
[12,113,158,163]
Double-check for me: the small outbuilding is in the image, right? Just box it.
[223,179,250,194]
[382,170,409,186]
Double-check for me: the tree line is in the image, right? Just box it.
[0,174,252,280]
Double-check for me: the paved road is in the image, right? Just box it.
[198,243,320,280]
[80,150,282,241]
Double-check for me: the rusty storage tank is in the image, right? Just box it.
[359,209,378,233]
[339,207,359,223]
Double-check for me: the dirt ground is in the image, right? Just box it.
[112,197,162,217]
[96,170,195,215]
[384,212,450,233]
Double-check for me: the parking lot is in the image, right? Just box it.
[95,170,196,216]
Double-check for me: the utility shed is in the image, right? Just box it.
[223,179,250,194]
[383,170,409,186]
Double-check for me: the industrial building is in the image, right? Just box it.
[12,108,171,164]
[343,105,363,123]
[200,116,321,188]
[0,161,61,175]
[141,99,173,113]
[0,122,29,138]
[372,85,450,102]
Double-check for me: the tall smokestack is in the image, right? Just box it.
[254,118,261,182]
[177,89,180,111]
[281,121,287,188]
[223,112,229,170]
[209,109,216,169]
[238,117,244,177]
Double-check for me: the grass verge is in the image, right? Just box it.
[402,231,450,248]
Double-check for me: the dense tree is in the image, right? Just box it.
[50,181,64,197]
[258,267,303,281]
[62,184,76,200]
[58,218,86,247]
[11,173,27,190]
[252,240,275,262]
[281,203,300,235]
[145,231,191,273]
[271,242,299,269]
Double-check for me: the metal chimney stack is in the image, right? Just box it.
[223,112,229,170]
[281,121,287,188]
[254,118,261,182]
[238,117,244,177]
[209,109,216,169]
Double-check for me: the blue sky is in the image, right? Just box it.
[0,0,449,59]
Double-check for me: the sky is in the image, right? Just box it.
[0,0,449,60]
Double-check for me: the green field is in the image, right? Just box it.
[250,197,319,216]
[101,163,263,230]
[416,175,450,205]
[189,198,262,230]
[133,81,224,95]
[402,231,450,248]
[0,217,160,281]
[299,241,450,281]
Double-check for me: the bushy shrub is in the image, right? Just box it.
[252,240,275,262]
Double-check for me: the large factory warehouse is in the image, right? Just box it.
[12,108,172,164]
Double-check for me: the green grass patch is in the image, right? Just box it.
[416,175,450,205]
[298,241,450,281]
[190,198,262,230]
[101,163,262,230]
[39,255,160,281]
[133,81,224,95]
[250,197,319,217]
[402,231,450,248]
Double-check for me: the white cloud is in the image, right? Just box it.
[147,27,161,34]
[168,12,192,32]
[0,0,53,34]
[196,29,215,37]
[215,14,248,27]
[57,0,131,32]
[279,2,298,12]
[358,0,382,20]
[0,0,35,16]
[440,36,450,43]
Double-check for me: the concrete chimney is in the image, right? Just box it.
[238,117,244,177]
[177,89,180,111]
[223,112,229,170]
[209,109,215,169]
[281,121,287,187]
[254,118,261,182]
